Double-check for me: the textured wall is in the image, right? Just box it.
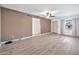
[40,18,51,34]
[1,7,32,42]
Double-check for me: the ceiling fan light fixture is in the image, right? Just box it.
[39,10,55,18]
[46,15,50,18]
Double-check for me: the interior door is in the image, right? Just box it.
[51,21,58,33]
[32,18,40,35]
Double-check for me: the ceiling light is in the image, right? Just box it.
[39,10,55,18]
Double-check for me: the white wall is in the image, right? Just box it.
[58,20,62,34]
[61,20,64,34]
[73,18,79,36]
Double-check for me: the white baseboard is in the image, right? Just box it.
[0,32,52,47]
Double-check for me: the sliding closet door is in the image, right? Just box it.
[32,18,41,35]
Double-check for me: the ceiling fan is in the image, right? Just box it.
[31,9,55,18]
[39,10,55,18]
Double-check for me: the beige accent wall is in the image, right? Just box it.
[1,7,32,42]
[40,18,51,34]
[1,7,51,42]
[0,7,1,42]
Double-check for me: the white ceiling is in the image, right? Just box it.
[1,4,79,19]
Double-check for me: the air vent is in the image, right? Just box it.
[5,41,13,45]
[27,14,31,16]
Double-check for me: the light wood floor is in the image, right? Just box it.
[0,33,79,55]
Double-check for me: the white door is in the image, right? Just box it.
[51,21,58,33]
[32,18,40,35]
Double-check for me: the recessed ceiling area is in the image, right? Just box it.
[1,4,79,19]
